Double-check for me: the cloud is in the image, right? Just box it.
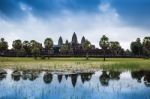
[0,2,149,50]
[0,0,149,50]
[0,0,101,19]
[0,0,150,30]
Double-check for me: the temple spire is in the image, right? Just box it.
[81,36,86,44]
[72,32,78,45]
[58,36,63,46]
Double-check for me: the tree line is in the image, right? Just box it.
[0,35,149,60]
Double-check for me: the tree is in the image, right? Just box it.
[125,49,132,56]
[99,71,110,86]
[82,39,91,60]
[43,72,53,84]
[143,37,150,58]
[31,46,40,59]
[130,38,142,56]
[60,40,70,54]
[99,35,109,61]
[12,39,22,56]
[109,41,121,56]
[136,38,143,56]
[44,38,53,59]
[23,41,31,56]
[30,40,41,59]
[0,38,8,54]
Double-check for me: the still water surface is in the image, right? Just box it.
[0,69,150,99]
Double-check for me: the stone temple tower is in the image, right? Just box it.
[81,36,85,44]
[58,36,63,46]
[71,32,78,45]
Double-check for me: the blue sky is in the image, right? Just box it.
[0,0,150,49]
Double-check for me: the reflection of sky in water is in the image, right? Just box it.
[0,70,150,99]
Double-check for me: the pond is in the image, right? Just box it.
[0,69,150,99]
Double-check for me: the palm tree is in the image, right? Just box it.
[31,46,40,59]
[99,35,109,61]
[12,39,22,56]
[44,38,53,59]
[143,37,150,58]
[99,71,110,86]
[30,40,42,59]
[43,72,53,84]
[109,41,121,56]
[23,41,31,56]
[0,38,8,54]
[82,39,91,60]
[130,38,142,56]
[136,38,143,56]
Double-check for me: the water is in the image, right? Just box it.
[0,69,150,99]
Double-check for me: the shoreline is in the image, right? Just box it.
[0,57,150,72]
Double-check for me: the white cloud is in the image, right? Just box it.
[0,3,149,49]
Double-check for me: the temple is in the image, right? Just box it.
[53,32,96,55]
[0,32,126,57]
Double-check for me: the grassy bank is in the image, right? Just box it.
[0,57,149,71]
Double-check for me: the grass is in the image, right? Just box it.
[0,57,149,71]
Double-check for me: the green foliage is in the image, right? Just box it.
[0,38,8,52]
[44,38,53,50]
[30,40,42,59]
[23,41,31,55]
[41,56,46,60]
[0,35,149,59]
[12,39,22,50]
[130,38,143,56]
[60,44,69,52]
[82,39,91,60]
[143,37,150,57]
[99,35,109,61]
[31,46,40,59]
[60,40,70,52]
[0,57,150,71]
[44,38,53,59]
[99,35,109,50]
[82,39,91,50]
[101,63,140,71]
[109,41,121,55]
[12,39,22,56]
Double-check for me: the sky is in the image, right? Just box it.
[0,0,150,49]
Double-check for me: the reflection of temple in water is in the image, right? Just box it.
[69,74,78,87]
[57,74,63,83]
[65,75,68,80]
[1,69,150,88]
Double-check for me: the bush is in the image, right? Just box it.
[41,56,46,60]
